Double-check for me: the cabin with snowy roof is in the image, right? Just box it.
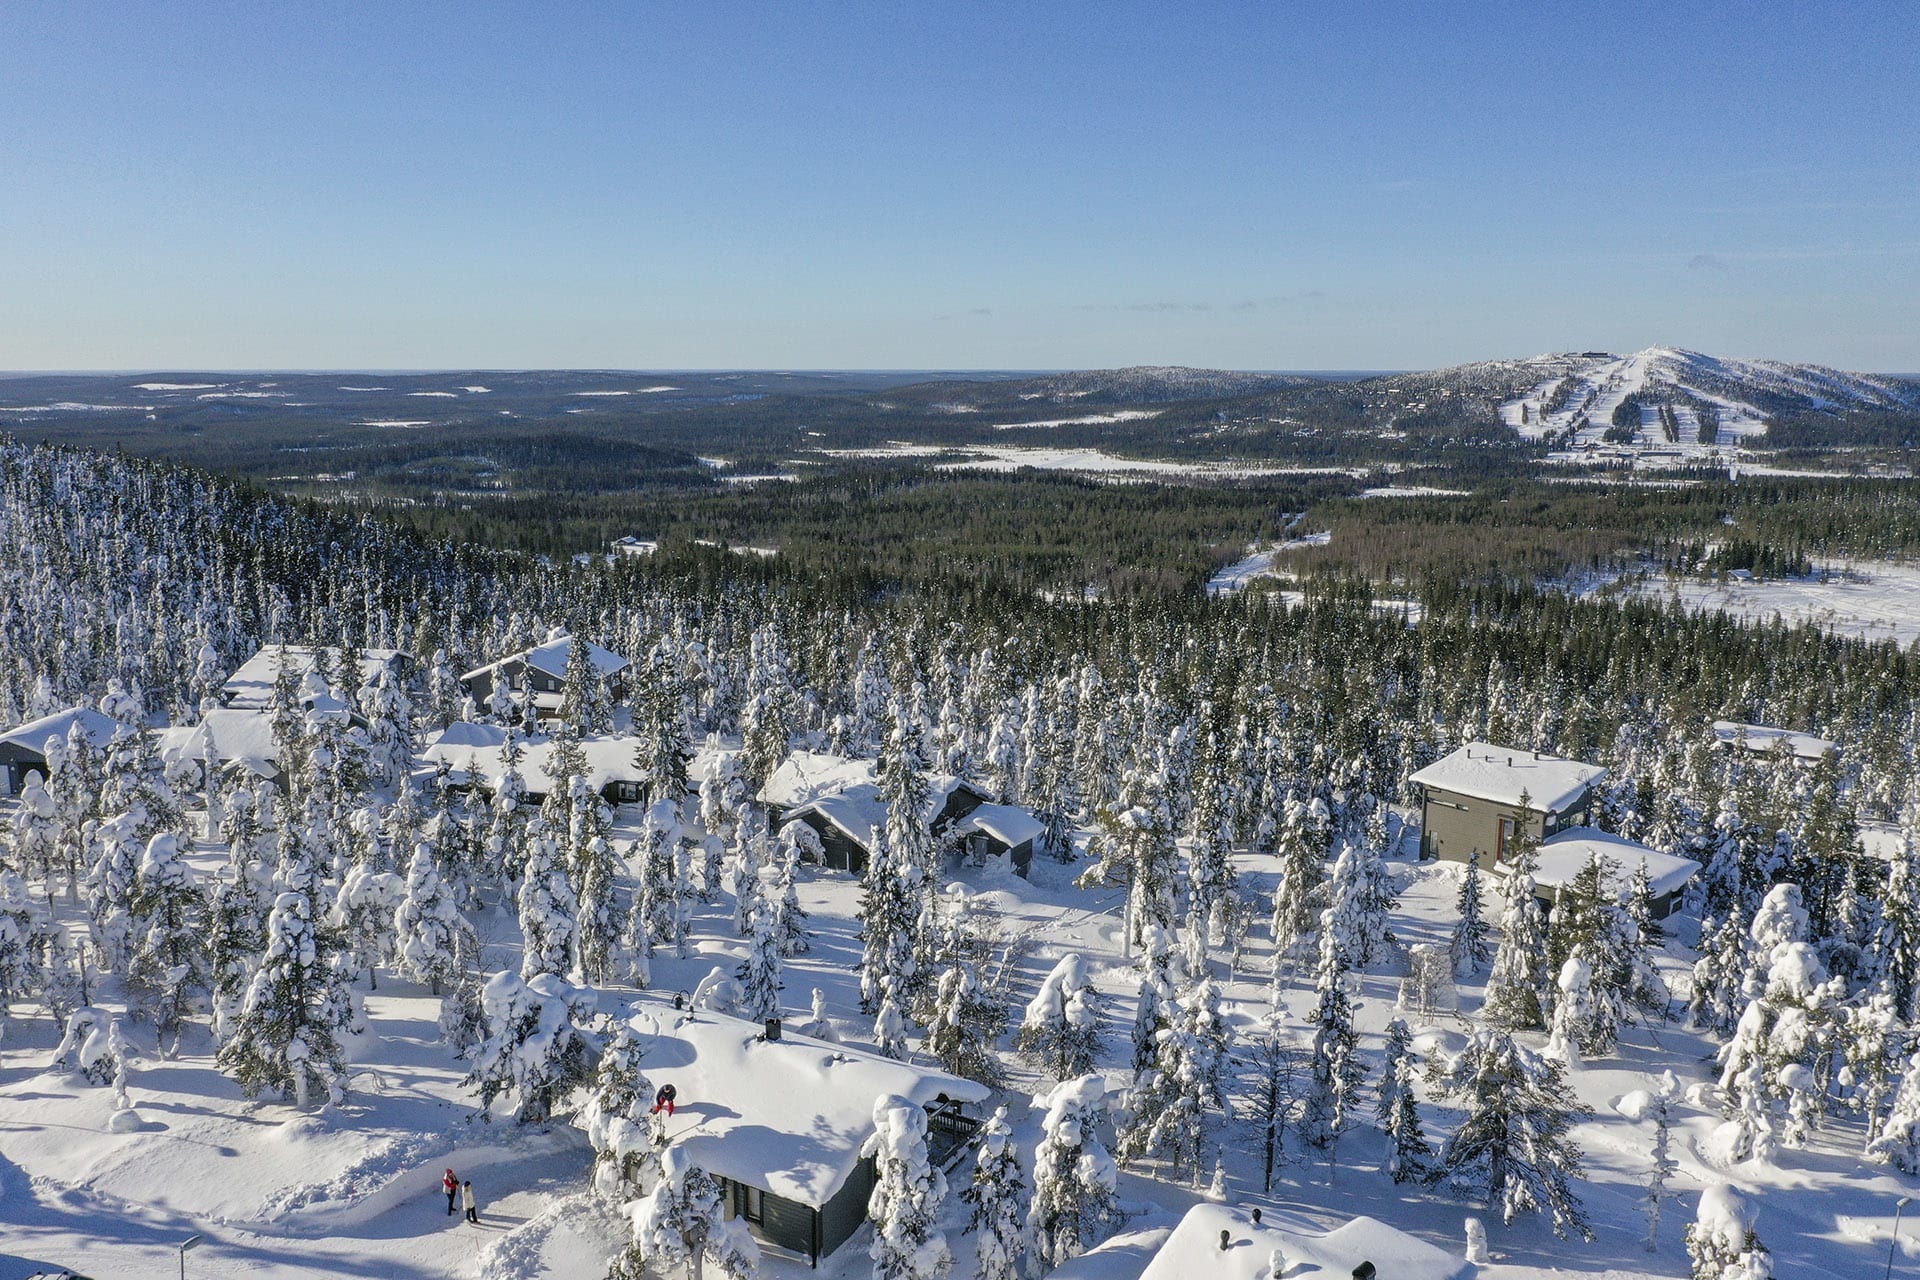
[1408,741,1605,866]
[1139,1203,1466,1280]
[155,708,290,785]
[613,1002,988,1265]
[420,723,657,806]
[779,779,993,874]
[954,802,1042,876]
[0,705,116,794]
[1529,826,1698,919]
[1712,719,1837,764]
[458,635,630,721]
[218,644,408,716]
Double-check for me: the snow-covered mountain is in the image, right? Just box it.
[1493,347,1920,459]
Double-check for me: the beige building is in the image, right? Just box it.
[1409,741,1605,865]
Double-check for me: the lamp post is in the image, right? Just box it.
[1889,1197,1912,1280]
[178,1233,202,1280]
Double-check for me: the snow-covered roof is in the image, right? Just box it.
[1859,821,1910,864]
[1138,1204,1466,1280]
[618,1002,988,1208]
[220,645,405,711]
[1408,742,1605,813]
[459,635,629,684]
[1048,1214,1179,1280]
[783,774,983,848]
[1528,826,1699,900]
[960,802,1043,849]
[0,705,117,757]
[760,751,877,810]
[1712,720,1837,761]
[157,708,286,778]
[422,725,645,795]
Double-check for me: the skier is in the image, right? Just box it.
[442,1168,458,1215]
[463,1179,478,1225]
[650,1082,678,1117]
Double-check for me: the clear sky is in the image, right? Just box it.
[3,2,1915,371]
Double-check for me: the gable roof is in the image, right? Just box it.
[617,1001,987,1208]
[783,774,986,849]
[220,645,405,712]
[1140,1204,1465,1280]
[1408,741,1605,813]
[0,705,118,758]
[459,635,629,685]
[760,751,878,810]
[1712,720,1837,761]
[960,802,1044,849]
[422,724,645,795]
[1529,826,1699,900]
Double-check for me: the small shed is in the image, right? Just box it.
[1139,1204,1466,1280]
[615,1003,988,1266]
[0,706,117,795]
[956,802,1043,876]
[1408,742,1606,865]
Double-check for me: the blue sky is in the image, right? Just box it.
[3,2,1915,370]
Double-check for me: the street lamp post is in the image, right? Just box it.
[178,1233,202,1280]
[1888,1197,1912,1280]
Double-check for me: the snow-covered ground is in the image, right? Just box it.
[1207,532,1331,594]
[990,411,1163,431]
[1594,561,1920,647]
[4,798,1914,1279]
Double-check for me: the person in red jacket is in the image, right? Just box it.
[650,1083,678,1117]
[442,1168,459,1215]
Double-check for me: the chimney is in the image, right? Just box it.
[1251,1208,1262,1226]
[765,1017,782,1042]
[1220,1229,1232,1252]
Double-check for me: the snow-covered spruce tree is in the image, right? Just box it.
[207,862,269,1045]
[1716,887,1840,1158]
[1188,776,1240,949]
[0,870,63,1042]
[464,970,594,1123]
[518,819,579,980]
[125,833,209,1053]
[84,810,144,977]
[1870,1049,1920,1172]
[1483,800,1550,1030]
[1842,993,1900,1148]
[863,1094,952,1280]
[730,807,768,938]
[1269,793,1331,963]
[1690,907,1751,1037]
[557,632,615,734]
[1545,851,1635,1056]
[573,826,623,984]
[332,857,402,990]
[1641,1071,1680,1253]
[1119,972,1228,1181]
[1545,956,1593,1068]
[770,832,811,956]
[582,1022,663,1200]
[1872,806,1920,1021]
[1302,845,1365,1151]
[1130,924,1177,1078]
[1451,850,1493,975]
[1017,952,1101,1081]
[922,955,1004,1083]
[962,1105,1026,1280]
[615,1150,758,1280]
[1685,1183,1773,1280]
[859,819,923,1016]
[216,889,356,1109]
[873,973,911,1060]
[736,867,784,1023]
[393,841,476,996]
[1027,1074,1122,1271]
[1377,1017,1432,1184]
[631,645,693,809]
[1348,827,1398,967]
[356,665,414,788]
[1436,1027,1595,1240]
[1078,755,1179,955]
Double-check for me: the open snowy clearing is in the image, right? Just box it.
[990,411,1164,431]
[1207,532,1332,594]
[1594,561,1920,647]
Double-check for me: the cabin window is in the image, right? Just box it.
[742,1184,764,1223]
[1496,816,1515,863]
